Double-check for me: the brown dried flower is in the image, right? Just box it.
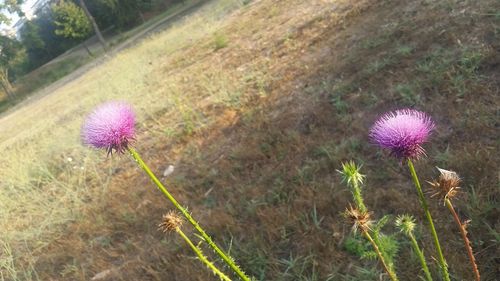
[428,167,461,202]
[158,211,183,233]
[343,205,372,233]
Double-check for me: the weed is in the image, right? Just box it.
[395,44,414,56]
[214,33,229,50]
[360,37,388,49]
[331,95,349,114]
[365,57,393,74]
[299,204,325,231]
[279,253,319,281]
[395,83,420,105]
[433,145,451,167]
[416,47,485,97]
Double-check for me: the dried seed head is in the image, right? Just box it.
[343,205,372,233]
[428,167,461,202]
[395,214,416,236]
[158,211,183,233]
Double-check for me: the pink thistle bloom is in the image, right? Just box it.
[82,101,135,154]
[369,109,435,160]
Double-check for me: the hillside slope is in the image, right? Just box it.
[1,0,498,280]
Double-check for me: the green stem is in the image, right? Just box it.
[408,232,433,281]
[176,227,232,281]
[128,147,250,281]
[407,160,450,281]
[363,229,399,281]
[351,180,367,213]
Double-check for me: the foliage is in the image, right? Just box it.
[371,216,399,268]
[98,0,143,29]
[20,11,77,70]
[52,0,92,40]
[214,32,228,50]
[0,35,26,98]
[0,0,24,25]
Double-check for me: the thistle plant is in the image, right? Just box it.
[159,212,231,281]
[339,161,367,213]
[369,109,450,281]
[395,214,433,281]
[343,206,398,281]
[82,101,250,281]
[429,168,480,281]
[340,162,398,281]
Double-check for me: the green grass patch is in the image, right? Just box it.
[214,32,229,50]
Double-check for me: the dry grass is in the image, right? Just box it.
[0,0,498,280]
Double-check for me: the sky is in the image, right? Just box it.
[1,0,38,31]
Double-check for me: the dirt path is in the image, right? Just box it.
[0,0,212,120]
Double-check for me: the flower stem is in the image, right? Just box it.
[407,232,433,281]
[362,229,399,281]
[175,227,232,281]
[128,147,251,281]
[351,180,367,213]
[407,160,450,281]
[445,199,480,281]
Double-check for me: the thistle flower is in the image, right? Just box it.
[343,205,372,233]
[428,167,461,202]
[159,211,184,233]
[81,101,135,154]
[369,109,435,160]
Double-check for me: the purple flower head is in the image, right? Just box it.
[369,109,435,160]
[82,101,135,154]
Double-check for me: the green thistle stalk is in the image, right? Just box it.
[407,160,450,281]
[175,228,231,281]
[363,231,399,281]
[344,206,398,281]
[129,147,250,281]
[396,215,433,281]
[339,161,367,213]
[340,162,398,280]
[159,212,231,281]
[176,227,232,281]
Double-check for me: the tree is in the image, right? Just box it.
[78,0,106,49]
[101,0,141,28]
[20,20,48,67]
[0,0,24,25]
[0,0,24,99]
[52,0,93,55]
[0,35,25,99]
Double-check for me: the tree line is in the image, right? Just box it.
[0,0,184,99]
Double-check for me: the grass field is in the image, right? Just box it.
[0,0,498,280]
[0,0,202,115]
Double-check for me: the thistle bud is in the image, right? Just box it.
[395,214,416,236]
